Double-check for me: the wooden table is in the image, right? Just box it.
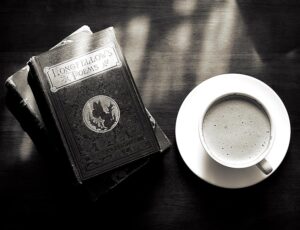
[1,0,300,229]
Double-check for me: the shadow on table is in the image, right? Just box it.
[236,0,300,61]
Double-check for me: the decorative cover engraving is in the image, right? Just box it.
[82,95,120,133]
[44,44,121,92]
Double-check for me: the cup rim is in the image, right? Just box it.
[198,92,275,169]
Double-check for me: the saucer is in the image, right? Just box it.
[175,74,291,188]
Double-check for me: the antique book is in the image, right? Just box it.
[28,27,161,183]
[5,26,171,199]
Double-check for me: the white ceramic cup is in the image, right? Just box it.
[198,93,273,175]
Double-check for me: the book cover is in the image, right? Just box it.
[28,27,160,183]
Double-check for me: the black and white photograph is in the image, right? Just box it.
[0,0,299,229]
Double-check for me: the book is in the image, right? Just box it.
[5,26,171,200]
[28,27,161,183]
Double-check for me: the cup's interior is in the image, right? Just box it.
[200,94,272,168]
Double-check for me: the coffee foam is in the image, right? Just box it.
[202,95,271,166]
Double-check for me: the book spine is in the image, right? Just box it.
[5,76,49,147]
[28,58,82,184]
[5,75,45,129]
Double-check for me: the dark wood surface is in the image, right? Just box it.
[1,0,300,229]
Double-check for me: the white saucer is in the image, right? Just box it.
[175,74,291,188]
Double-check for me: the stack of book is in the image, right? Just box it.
[5,26,171,201]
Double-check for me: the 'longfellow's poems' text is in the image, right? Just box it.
[44,44,121,92]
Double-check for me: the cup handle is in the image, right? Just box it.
[256,158,273,175]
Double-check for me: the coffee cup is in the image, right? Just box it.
[198,93,273,175]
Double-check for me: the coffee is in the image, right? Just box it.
[202,95,271,166]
